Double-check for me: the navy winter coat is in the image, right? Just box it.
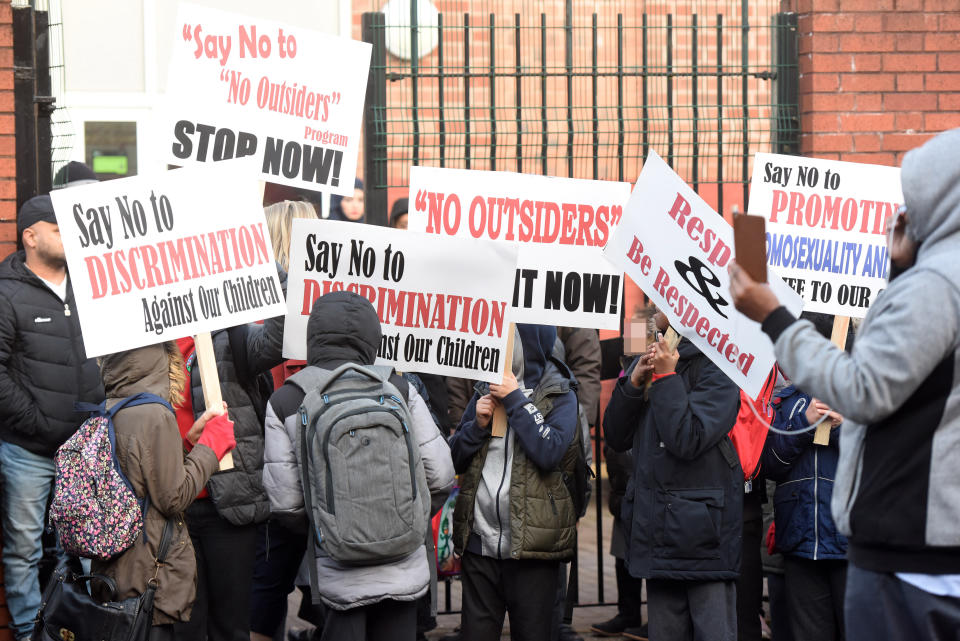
[762,385,848,560]
[603,339,742,580]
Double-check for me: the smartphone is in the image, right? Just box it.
[733,214,768,283]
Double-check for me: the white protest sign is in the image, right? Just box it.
[284,219,518,383]
[408,167,630,330]
[748,153,902,317]
[604,151,803,397]
[160,2,371,195]
[49,162,285,358]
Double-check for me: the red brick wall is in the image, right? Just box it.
[0,0,13,264]
[796,0,960,165]
[0,0,13,637]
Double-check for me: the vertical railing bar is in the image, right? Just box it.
[565,0,574,177]
[692,13,699,193]
[438,13,446,168]
[591,13,598,181]
[464,13,471,170]
[741,0,749,208]
[666,13,674,168]
[641,13,649,162]
[489,13,496,170]
[617,13,624,183]
[515,13,522,173]
[410,0,420,167]
[717,13,724,217]
[541,12,548,175]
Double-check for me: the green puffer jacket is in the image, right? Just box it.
[452,360,580,561]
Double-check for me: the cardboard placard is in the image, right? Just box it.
[408,167,630,330]
[160,3,371,195]
[49,161,285,358]
[283,219,518,384]
[748,153,903,318]
[603,150,803,398]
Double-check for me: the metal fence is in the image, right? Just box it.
[359,0,798,612]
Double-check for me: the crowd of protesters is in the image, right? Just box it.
[0,127,958,641]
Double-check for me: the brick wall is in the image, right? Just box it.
[0,0,13,637]
[795,0,960,165]
[0,0,13,264]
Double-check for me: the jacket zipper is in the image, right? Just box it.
[813,447,820,560]
[494,425,510,560]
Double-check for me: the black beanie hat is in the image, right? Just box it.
[389,198,409,227]
[53,161,98,189]
[17,195,56,237]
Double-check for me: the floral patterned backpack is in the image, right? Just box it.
[51,392,174,561]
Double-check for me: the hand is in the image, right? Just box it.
[186,401,228,446]
[629,347,656,387]
[728,261,782,323]
[489,371,519,400]
[475,394,496,429]
[805,399,843,428]
[652,332,679,375]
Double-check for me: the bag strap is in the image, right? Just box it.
[155,518,176,564]
[297,413,323,604]
[106,392,175,418]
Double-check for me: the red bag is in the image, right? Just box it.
[728,367,777,481]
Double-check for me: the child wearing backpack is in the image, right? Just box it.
[89,341,236,640]
[262,291,454,641]
[448,324,581,641]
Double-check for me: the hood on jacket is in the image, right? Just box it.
[0,250,46,285]
[514,324,556,390]
[306,291,381,368]
[328,178,365,223]
[101,343,171,400]
[900,128,960,251]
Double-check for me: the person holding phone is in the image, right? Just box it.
[728,128,960,641]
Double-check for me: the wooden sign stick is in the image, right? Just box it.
[194,332,234,470]
[813,315,850,446]
[491,323,516,438]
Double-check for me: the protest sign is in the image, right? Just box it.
[408,167,630,330]
[160,3,371,195]
[49,162,286,358]
[284,219,518,383]
[748,153,902,317]
[604,151,803,398]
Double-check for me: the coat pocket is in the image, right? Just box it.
[655,488,724,560]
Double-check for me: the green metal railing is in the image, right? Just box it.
[359,0,798,613]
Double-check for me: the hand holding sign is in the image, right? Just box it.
[727,262,783,323]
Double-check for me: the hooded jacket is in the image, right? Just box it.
[92,344,220,625]
[449,325,581,561]
[603,339,742,580]
[0,251,103,456]
[761,127,960,574]
[762,386,848,561]
[262,291,454,610]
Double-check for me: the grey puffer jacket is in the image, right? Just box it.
[262,291,454,609]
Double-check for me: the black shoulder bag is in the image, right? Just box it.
[31,518,176,641]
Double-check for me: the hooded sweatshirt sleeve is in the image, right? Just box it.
[448,393,491,473]
[767,267,960,425]
[501,387,578,471]
[407,386,455,513]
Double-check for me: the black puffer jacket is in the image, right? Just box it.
[187,318,284,526]
[603,339,742,580]
[0,251,103,456]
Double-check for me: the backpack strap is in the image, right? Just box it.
[106,392,175,418]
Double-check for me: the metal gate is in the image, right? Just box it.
[359,0,798,612]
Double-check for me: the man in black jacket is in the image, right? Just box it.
[0,195,103,641]
[603,310,742,641]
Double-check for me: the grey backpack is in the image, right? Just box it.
[288,363,429,566]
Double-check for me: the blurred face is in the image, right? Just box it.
[392,213,408,230]
[886,206,919,272]
[653,311,670,332]
[341,188,365,221]
[23,221,66,268]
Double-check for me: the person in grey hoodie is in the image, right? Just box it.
[729,127,960,641]
[262,291,454,641]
